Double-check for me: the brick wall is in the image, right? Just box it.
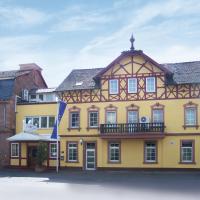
[0,132,12,167]
[0,69,47,166]
[14,70,47,95]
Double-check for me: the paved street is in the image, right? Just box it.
[0,169,200,200]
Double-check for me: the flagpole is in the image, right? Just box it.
[56,99,59,173]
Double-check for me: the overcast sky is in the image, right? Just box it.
[0,0,200,87]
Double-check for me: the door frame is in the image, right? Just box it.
[27,145,38,168]
[83,141,97,170]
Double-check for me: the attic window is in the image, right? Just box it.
[75,81,83,86]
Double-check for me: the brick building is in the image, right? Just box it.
[0,63,47,166]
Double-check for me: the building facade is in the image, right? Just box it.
[0,63,47,166]
[10,38,200,170]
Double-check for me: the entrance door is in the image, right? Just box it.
[28,146,37,168]
[86,143,96,170]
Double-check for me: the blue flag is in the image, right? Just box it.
[51,100,67,139]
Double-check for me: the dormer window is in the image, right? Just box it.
[30,94,36,100]
[29,94,36,102]
[75,81,83,86]
[146,77,155,93]
[109,79,118,94]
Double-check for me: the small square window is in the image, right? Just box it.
[30,94,36,100]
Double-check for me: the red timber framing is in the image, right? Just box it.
[61,55,200,104]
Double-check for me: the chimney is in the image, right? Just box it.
[19,63,42,71]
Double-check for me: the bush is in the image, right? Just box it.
[36,142,48,167]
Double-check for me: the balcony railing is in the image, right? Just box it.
[100,123,165,134]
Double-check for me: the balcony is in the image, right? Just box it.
[100,123,165,139]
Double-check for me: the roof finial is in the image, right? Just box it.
[130,34,135,51]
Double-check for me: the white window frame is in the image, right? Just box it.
[128,78,137,93]
[185,107,197,126]
[89,111,99,128]
[70,112,80,128]
[127,110,138,123]
[109,143,120,163]
[144,142,157,163]
[49,143,57,158]
[181,141,193,163]
[146,77,156,93]
[152,109,164,123]
[25,116,55,129]
[11,143,19,158]
[109,79,119,94]
[68,143,78,162]
[106,111,117,124]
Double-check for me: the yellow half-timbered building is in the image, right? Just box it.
[9,36,200,170]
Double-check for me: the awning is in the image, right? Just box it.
[7,132,60,142]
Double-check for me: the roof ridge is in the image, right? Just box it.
[0,69,18,73]
[71,67,104,71]
[162,60,200,65]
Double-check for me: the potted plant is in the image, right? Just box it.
[35,142,48,172]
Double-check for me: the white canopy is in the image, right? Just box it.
[7,132,60,142]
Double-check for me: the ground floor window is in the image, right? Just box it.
[108,142,120,163]
[11,143,19,158]
[181,141,194,163]
[144,142,157,163]
[67,142,78,162]
[49,143,57,158]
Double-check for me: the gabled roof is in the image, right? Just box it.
[0,79,15,100]
[56,60,200,92]
[94,50,171,79]
[163,61,200,84]
[56,68,103,91]
[0,63,48,100]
